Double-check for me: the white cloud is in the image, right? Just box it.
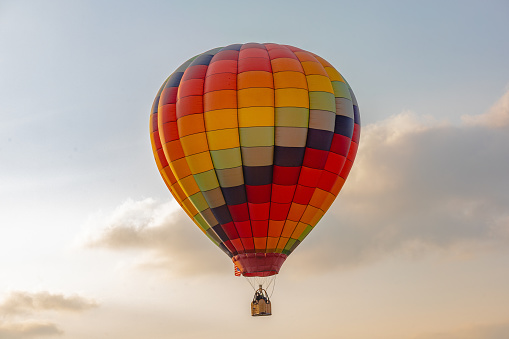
[462,89,509,128]
[0,321,63,339]
[0,291,98,316]
[83,198,228,276]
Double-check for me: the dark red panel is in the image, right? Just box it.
[223,240,237,254]
[293,185,315,205]
[160,104,176,124]
[177,79,204,98]
[152,129,162,148]
[272,166,301,185]
[298,167,322,187]
[330,134,351,156]
[271,184,296,204]
[241,237,255,251]
[239,48,268,59]
[248,202,270,220]
[241,43,265,49]
[302,148,329,169]
[157,149,168,167]
[162,121,179,142]
[151,114,158,133]
[160,87,178,105]
[269,202,291,220]
[267,47,299,60]
[182,65,208,81]
[352,123,361,143]
[235,221,252,238]
[228,203,250,222]
[222,222,240,240]
[245,184,271,204]
[211,50,239,61]
[176,96,203,118]
[252,220,269,237]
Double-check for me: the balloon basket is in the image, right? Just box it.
[251,285,272,316]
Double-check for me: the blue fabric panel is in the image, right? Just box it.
[222,185,248,205]
[306,129,334,151]
[334,115,354,138]
[211,205,233,224]
[243,166,273,186]
[274,146,305,167]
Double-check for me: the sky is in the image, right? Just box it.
[1,0,508,338]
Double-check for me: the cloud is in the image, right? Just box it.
[83,198,229,276]
[0,321,63,339]
[85,90,509,276]
[291,90,509,273]
[0,291,98,316]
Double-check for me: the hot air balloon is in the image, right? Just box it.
[149,43,360,315]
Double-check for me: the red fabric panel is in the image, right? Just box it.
[232,253,288,276]
[248,202,270,220]
[245,184,271,203]
[330,134,351,156]
[235,221,252,238]
[324,152,346,174]
[156,149,168,167]
[211,50,239,61]
[272,165,301,185]
[239,48,268,59]
[223,240,237,254]
[161,121,179,142]
[317,170,338,192]
[302,148,329,169]
[152,129,162,148]
[240,237,255,251]
[206,60,237,75]
[228,203,250,222]
[271,184,296,204]
[204,73,237,92]
[242,43,265,49]
[160,87,178,105]
[298,167,322,187]
[176,96,203,117]
[159,104,176,124]
[177,79,204,98]
[267,48,299,59]
[352,123,361,143]
[222,222,240,239]
[182,65,208,81]
[251,220,269,237]
[238,58,272,73]
[293,185,315,205]
[269,202,291,220]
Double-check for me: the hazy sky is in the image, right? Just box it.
[1,1,509,338]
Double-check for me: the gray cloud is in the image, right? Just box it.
[0,321,63,339]
[86,90,509,276]
[84,199,229,276]
[291,90,509,273]
[0,291,98,316]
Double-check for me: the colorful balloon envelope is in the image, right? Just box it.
[150,43,360,277]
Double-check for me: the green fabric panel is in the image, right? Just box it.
[298,225,313,241]
[332,81,352,100]
[239,126,274,147]
[189,191,209,212]
[275,107,309,127]
[309,91,336,112]
[193,169,220,192]
[193,213,210,231]
[335,98,355,119]
[205,231,221,246]
[210,148,242,169]
[284,238,297,251]
[200,208,218,227]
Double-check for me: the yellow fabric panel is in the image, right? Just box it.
[300,61,328,76]
[331,176,346,196]
[204,109,238,131]
[177,113,205,137]
[306,75,334,93]
[324,66,345,82]
[271,58,303,72]
[273,71,307,89]
[169,157,192,179]
[206,128,240,150]
[300,205,319,224]
[322,191,336,212]
[309,209,324,226]
[178,175,201,196]
[275,88,309,108]
[293,51,316,62]
[291,222,309,239]
[182,198,198,216]
[238,71,273,89]
[203,90,237,111]
[280,220,298,238]
[275,237,290,252]
[179,132,209,156]
[254,237,267,251]
[185,152,215,174]
[267,220,285,237]
[238,107,274,127]
[238,88,274,108]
